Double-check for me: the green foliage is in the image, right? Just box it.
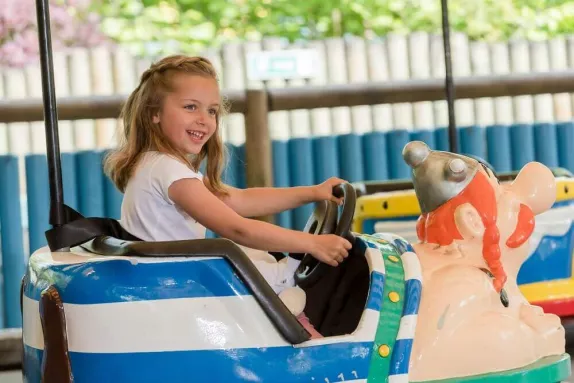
[90,0,574,55]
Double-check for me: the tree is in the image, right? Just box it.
[0,0,109,68]
[3,0,573,65]
[94,0,574,56]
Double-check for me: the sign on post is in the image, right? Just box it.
[246,49,319,81]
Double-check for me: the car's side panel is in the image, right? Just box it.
[519,200,574,284]
[21,242,392,382]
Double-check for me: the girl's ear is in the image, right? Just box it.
[152,113,160,124]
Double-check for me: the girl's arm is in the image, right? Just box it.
[205,177,346,218]
[170,177,351,266]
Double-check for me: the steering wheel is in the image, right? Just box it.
[293,183,356,288]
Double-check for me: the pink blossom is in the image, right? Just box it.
[0,1,36,34]
[0,41,30,67]
[0,0,109,68]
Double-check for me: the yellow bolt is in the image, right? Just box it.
[378,344,390,357]
[389,291,400,302]
[388,255,399,263]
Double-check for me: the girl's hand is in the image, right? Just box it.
[313,177,348,205]
[309,234,352,266]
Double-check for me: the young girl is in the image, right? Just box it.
[103,54,352,338]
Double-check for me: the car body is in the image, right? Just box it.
[21,198,571,383]
[21,232,417,383]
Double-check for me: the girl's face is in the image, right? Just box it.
[153,73,220,155]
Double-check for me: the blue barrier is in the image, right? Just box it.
[235,145,247,189]
[0,155,25,328]
[409,130,436,150]
[510,124,535,169]
[26,153,80,254]
[100,151,123,220]
[460,125,486,160]
[338,134,364,183]
[557,122,574,173]
[434,127,449,151]
[273,140,292,229]
[223,143,241,188]
[76,151,106,218]
[434,127,465,153]
[362,132,388,181]
[387,130,410,180]
[2,121,574,327]
[25,155,50,255]
[486,125,512,173]
[313,136,339,184]
[534,122,559,168]
[288,138,315,230]
[62,153,79,210]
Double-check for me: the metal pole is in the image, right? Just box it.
[35,0,66,229]
[441,0,458,153]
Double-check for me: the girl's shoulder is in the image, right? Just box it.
[141,151,203,185]
[131,151,204,203]
[139,151,202,177]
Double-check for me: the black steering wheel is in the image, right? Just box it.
[293,183,356,288]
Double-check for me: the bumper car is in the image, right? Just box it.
[22,151,572,382]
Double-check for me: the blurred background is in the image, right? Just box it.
[2,0,574,381]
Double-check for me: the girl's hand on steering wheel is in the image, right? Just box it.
[309,234,352,267]
[313,177,348,205]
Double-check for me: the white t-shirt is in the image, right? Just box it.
[119,152,303,300]
[120,151,207,241]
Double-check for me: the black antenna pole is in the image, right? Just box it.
[35,0,66,230]
[441,0,458,153]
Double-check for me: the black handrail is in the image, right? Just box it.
[35,0,66,234]
[83,236,311,345]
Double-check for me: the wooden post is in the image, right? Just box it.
[244,89,274,223]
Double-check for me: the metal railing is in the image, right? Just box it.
[1,70,574,193]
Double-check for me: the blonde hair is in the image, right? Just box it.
[104,55,229,195]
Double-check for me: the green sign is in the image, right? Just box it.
[246,49,319,81]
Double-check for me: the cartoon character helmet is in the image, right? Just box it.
[402,141,480,214]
